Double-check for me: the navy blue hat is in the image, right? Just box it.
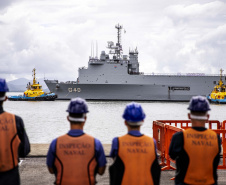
[188,96,211,112]
[123,102,146,122]
[0,79,9,92]
[66,97,89,114]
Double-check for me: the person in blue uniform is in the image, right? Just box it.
[169,96,221,185]
[46,97,106,185]
[109,102,161,185]
[0,78,30,185]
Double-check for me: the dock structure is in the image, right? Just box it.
[19,144,226,185]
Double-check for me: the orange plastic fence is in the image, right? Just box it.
[222,120,226,129]
[153,120,226,171]
[152,121,166,166]
[215,129,226,169]
[157,120,221,130]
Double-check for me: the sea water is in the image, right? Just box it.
[4,92,226,144]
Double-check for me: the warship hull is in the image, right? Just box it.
[45,75,221,101]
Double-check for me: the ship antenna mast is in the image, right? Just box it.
[32,68,36,84]
[115,24,123,59]
[220,68,224,87]
[96,40,98,58]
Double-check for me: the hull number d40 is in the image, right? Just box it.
[68,88,81,92]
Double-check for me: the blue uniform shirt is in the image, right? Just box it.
[110,130,157,158]
[47,129,107,168]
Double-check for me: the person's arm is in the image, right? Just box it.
[95,139,107,175]
[15,115,30,157]
[46,139,57,174]
[48,167,55,174]
[153,138,158,156]
[169,131,183,160]
[217,134,221,154]
[97,166,106,175]
[109,137,118,159]
[152,138,161,185]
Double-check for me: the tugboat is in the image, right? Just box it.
[8,68,57,101]
[207,69,226,103]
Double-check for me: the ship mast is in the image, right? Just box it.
[32,68,36,85]
[115,24,123,59]
[219,68,224,87]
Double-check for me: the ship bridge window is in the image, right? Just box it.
[213,81,216,84]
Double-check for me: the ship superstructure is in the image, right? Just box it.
[44,24,225,101]
[24,68,45,97]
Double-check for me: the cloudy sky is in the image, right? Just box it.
[1,0,226,82]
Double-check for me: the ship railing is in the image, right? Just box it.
[45,80,59,83]
[58,81,77,84]
[65,81,76,84]
[129,72,144,75]
[89,60,105,65]
[142,73,223,76]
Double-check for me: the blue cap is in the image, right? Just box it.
[66,97,89,114]
[188,96,211,112]
[0,79,9,92]
[123,102,146,122]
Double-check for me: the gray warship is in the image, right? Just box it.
[44,24,224,101]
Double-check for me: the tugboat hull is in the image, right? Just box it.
[207,96,226,104]
[8,94,57,101]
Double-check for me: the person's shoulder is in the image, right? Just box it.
[84,133,102,143]
[172,131,184,140]
[118,133,130,139]
[13,114,25,128]
[50,138,58,144]
[3,111,19,119]
[84,133,96,139]
[112,136,119,142]
[94,137,102,144]
[207,128,218,134]
[142,134,153,139]
[15,114,23,121]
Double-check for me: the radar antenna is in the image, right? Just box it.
[115,24,123,59]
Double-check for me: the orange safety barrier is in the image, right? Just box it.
[215,129,226,169]
[157,120,221,130]
[161,124,181,171]
[153,120,226,171]
[222,120,226,130]
[152,121,166,166]
[157,120,191,130]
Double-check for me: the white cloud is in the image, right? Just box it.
[0,0,226,82]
